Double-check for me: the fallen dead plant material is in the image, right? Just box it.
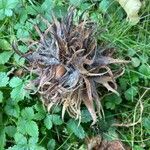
[13,7,129,125]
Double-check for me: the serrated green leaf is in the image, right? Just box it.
[5,126,16,137]
[0,72,9,87]
[47,139,56,150]
[119,78,127,90]
[103,127,118,140]
[139,64,150,77]
[139,54,148,64]
[13,54,25,65]
[17,119,39,137]
[17,119,26,135]
[5,9,13,16]
[104,94,122,110]
[50,114,63,125]
[0,128,6,150]
[36,146,46,150]
[129,72,139,84]
[133,145,144,150]
[81,109,92,123]
[44,115,53,130]
[0,39,11,50]
[34,103,46,120]
[0,91,3,103]
[131,57,140,67]
[21,107,34,120]
[69,0,83,6]
[34,112,45,120]
[99,0,110,13]
[124,86,138,101]
[4,102,20,118]
[51,105,61,113]
[0,51,13,64]
[14,133,27,145]
[41,0,54,11]
[9,77,22,88]
[29,136,38,144]
[5,0,19,9]
[143,117,150,131]
[0,0,19,20]
[16,28,30,38]
[128,49,136,56]
[10,84,25,102]
[27,120,39,137]
[67,119,85,139]
[34,103,46,113]
[9,77,26,102]
[105,102,115,110]
[7,144,29,150]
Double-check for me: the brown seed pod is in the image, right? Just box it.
[13,7,129,125]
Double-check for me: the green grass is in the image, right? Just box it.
[0,0,150,150]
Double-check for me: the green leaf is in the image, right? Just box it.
[44,115,53,130]
[0,51,13,64]
[128,49,136,56]
[26,120,39,137]
[133,145,144,150]
[143,117,150,131]
[34,112,45,120]
[103,127,118,140]
[47,139,56,150]
[21,107,34,120]
[131,57,141,67]
[139,64,150,77]
[0,128,6,150]
[36,146,46,150]
[49,114,63,125]
[5,126,16,138]
[41,0,54,11]
[119,78,128,90]
[4,101,20,118]
[69,0,83,6]
[9,77,22,88]
[129,72,139,84]
[139,54,148,64]
[0,91,3,103]
[10,84,26,102]
[5,9,13,16]
[29,136,38,144]
[99,0,110,13]
[13,54,25,65]
[16,28,30,38]
[0,0,19,20]
[17,119,39,137]
[34,103,46,113]
[51,105,61,113]
[9,78,26,102]
[34,103,46,120]
[67,119,85,139]
[5,0,19,9]
[0,72,9,87]
[105,102,115,110]
[104,94,122,110]
[14,133,27,145]
[81,109,92,123]
[124,86,138,101]
[0,39,12,50]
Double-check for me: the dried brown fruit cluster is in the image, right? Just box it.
[13,8,128,125]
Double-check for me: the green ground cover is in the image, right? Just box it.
[0,0,149,149]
